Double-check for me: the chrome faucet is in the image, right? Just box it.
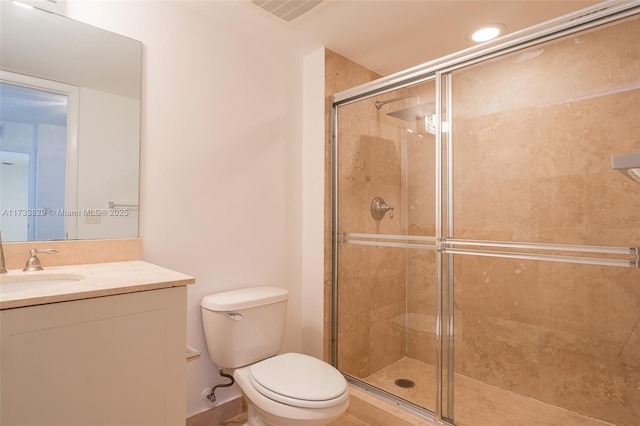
[23,248,58,272]
[0,230,7,274]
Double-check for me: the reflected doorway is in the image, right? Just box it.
[0,151,29,240]
[0,81,68,240]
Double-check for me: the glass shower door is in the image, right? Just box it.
[332,8,639,426]
[333,77,451,420]
[446,14,640,426]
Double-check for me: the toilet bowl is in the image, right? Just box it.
[234,353,349,426]
[200,286,349,426]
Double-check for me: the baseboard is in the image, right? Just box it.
[186,397,244,426]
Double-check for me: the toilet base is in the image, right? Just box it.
[241,402,265,426]
[234,366,349,426]
[241,395,347,426]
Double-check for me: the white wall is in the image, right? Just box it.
[76,87,139,239]
[301,47,326,359]
[64,0,318,418]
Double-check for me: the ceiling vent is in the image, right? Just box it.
[251,0,324,22]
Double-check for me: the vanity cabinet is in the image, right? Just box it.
[0,286,187,426]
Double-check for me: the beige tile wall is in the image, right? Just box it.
[324,50,382,366]
[403,83,438,365]
[325,52,443,376]
[326,50,414,377]
[2,238,141,270]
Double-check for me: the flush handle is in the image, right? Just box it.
[226,312,242,321]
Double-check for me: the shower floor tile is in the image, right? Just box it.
[363,357,614,426]
[364,357,435,410]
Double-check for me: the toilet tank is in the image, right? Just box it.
[200,286,288,369]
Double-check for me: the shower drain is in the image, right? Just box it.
[394,378,415,389]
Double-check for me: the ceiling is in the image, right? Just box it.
[190,0,603,76]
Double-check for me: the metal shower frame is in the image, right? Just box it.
[330,1,640,424]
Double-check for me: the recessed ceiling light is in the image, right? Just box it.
[470,24,506,42]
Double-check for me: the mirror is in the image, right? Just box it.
[0,1,141,242]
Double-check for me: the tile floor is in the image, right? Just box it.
[217,357,616,426]
[219,412,368,426]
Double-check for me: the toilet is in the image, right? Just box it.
[201,286,349,426]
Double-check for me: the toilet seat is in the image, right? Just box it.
[249,353,348,409]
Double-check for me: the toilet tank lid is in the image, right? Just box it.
[201,286,288,311]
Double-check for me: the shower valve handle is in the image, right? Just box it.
[371,197,394,220]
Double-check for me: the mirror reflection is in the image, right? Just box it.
[0,1,142,242]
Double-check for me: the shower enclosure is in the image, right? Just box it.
[330,3,640,425]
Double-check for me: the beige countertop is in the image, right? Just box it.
[0,260,195,310]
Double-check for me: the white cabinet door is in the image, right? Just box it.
[1,286,187,425]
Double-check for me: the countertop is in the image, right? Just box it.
[0,260,195,309]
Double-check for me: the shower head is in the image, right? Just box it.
[612,152,640,184]
[387,102,435,122]
[374,94,435,122]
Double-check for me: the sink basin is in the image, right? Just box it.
[0,274,85,295]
